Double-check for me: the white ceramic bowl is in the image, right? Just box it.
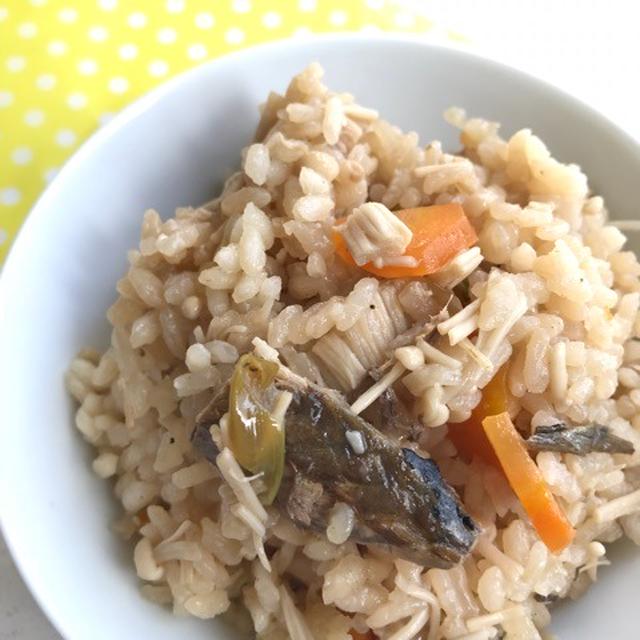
[1,35,639,640]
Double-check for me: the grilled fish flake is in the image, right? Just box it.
[526,424,635,456]
[192,362,478,569]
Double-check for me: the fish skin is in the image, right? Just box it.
[281,386,478,568]
[526,424,635,456]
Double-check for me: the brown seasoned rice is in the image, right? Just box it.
[68,63,640,639]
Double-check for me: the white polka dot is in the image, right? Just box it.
[292,26,312,39]
[0,228,7,245]
[44,167,59,183]
[195,12,215,29]
[366,0,385,9]
[157,27,177,44]
[47,40,68,56]
[0,90,13,107]
[298,0,316,11]
[56,129,76,147]
[98,0,118,10]
[108,77,129,94]
[98,112,114,126]
[187,44,207,61]
[329,10,347,26]
[6,56,26,72]
[148,60,169,77]
[29,0,46,6]
[11,147,33,165]
[165,0,184,13]
[232,0,251,13]
[118,43,138,60]
[58,8,77,23]
[89,26,108,42]
[77,59,98,75]
[0,188,21,206]
[36,73,57,90]
[24,109,45,126]
[128,12,147,28]
[262,11,281,29]
[18,22,38,38]
[394,11,415,28]
[67,92,88,110]
[225,27,244,45]
[0,7,8,21]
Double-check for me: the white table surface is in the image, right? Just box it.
[2,1,638,637]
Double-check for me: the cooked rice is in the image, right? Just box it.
[68,63,640,639]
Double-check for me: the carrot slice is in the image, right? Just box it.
[447,365,509,467]
[333,203,477,279]
[482,412,576,553]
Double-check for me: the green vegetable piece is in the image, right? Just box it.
[228,355,285,504]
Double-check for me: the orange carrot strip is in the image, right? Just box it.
[482,412,576,553]
[447,365,509,467]
[333,203,477,279]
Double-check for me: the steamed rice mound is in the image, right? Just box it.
[67,63,640,639]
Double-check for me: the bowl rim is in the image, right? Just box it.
[1,32,640,639]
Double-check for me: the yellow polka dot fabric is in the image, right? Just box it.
[0,0,439,264]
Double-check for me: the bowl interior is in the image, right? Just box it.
[1,35,639,640]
